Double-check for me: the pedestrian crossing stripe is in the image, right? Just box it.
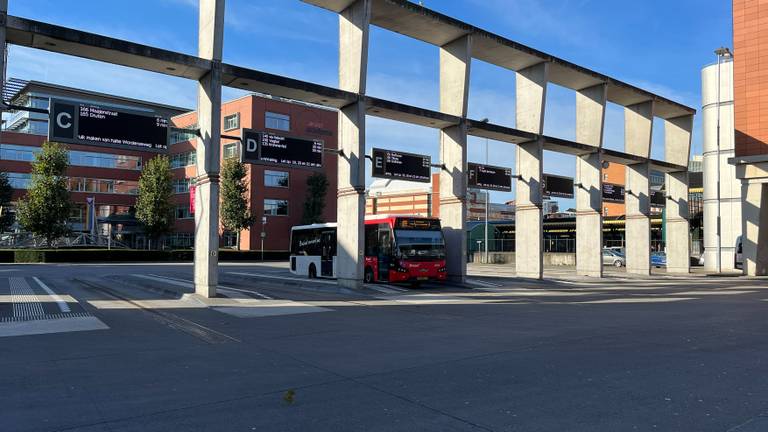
[0,312,92,323]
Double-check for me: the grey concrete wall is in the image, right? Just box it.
[665,115,693,274]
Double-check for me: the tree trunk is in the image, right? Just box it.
[236,230,241,251]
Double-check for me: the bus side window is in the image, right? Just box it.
[365,224,378,256]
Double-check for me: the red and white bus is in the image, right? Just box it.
[289,215,447,284]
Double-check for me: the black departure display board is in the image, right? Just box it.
[467,162,512,192]
[241,129,323,169]
[651,190,666,207]
[542,174,574,199]
[602,182,625,203]
[49,99,168,152]
[371,148,431,183]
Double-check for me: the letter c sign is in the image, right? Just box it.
[57,112,72,129]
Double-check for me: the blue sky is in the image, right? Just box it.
[7,0,732,207]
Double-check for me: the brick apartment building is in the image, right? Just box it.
[0,80,338,251]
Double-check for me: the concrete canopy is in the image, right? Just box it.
[303,0,695,120]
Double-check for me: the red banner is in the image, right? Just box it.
[189,184,196,214]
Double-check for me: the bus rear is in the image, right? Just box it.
[364,216,447,284]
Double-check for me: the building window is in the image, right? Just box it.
[175,206,194,219]
[169,124,198,145]
[264,170,289,188]
[67,177,139,195]
[223,143,239,160]
[168,232,194,248]
[171,151,196,169]
[7,172,31,189]
[603,173,608,181]
[604,207,609,216]
[173,178,191,194]
[224,113,240,131]
[0,145,142,170]
[264,199,289,216]
[265,112,290,131]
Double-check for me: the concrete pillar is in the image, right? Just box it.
[701,60,740,271]
[439,35,471,283]
[741,181,768,276]
[575,84,607,277]
[336,0,370,289]
[515,62,549,279]
[624,100,654,275]
[194,0,225,298]
[664,115,693,274]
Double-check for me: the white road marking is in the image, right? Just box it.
[32,277,71,313]
[9,277,45,317]
[365,285,404,295]
[134,274,274,299]
[227,271,338,286]
[466,279,503,288]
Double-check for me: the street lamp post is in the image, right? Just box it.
[480,118,490,264]
[714,46,732,273]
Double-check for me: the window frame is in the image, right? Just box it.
[265,111,290,132]
[223,113,240,131]
[264,170,289,188]
[263,198,289,216]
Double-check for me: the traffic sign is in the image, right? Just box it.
[371,148,431,183]
[542,174,574,199]
[241,129,323,169]
[48,99,169,152]
[467,162,512,192]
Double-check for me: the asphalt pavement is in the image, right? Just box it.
[1,261,767,431]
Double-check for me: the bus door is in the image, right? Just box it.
[377,224,392,281]
[321,230,335,277]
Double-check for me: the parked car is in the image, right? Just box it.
[651,252,667,268]
[602,249,625,267]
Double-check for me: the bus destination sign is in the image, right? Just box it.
[467,162,512,192]
[49,99,169,152]
[371,148,431,183]
[241,129,323,169]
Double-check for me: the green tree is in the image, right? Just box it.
[16,141,72,246]
[301,172,329,225]
[220,158,253,250]
[135,155,174,248]
[0,172,14,232]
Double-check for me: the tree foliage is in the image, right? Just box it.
[220,158,253,249]
[301,172,329,225]
[0,172,14,232]
[135,155,174,243]
[16,141,72,246]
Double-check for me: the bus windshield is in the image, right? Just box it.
[394,229,445,260]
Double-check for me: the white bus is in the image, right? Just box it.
[289,223,337,278]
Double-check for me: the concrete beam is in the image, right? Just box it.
[439,34,471,283]
[624,101,654,275]
[336,0,370,289]
[193,0,225,298]
[515,62,548,279]
[6,16,211,80]
[664,115,693,274]
[575,83,607,277]
[301,0,695,119]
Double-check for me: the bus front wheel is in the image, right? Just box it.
[364,267,374,284]
[308,264,317,279]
